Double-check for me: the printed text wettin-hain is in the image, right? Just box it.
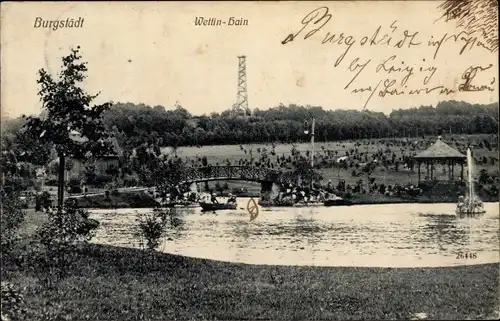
[194,17,248,26]
[34,17,84,31]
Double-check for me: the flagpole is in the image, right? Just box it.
[311,118,315,189]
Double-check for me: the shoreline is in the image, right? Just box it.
[67,190,498,209]
[5,207,499,320]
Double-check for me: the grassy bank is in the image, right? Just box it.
[2,211,499,320]
[73,191,160,209]
[68,186,498,209]
[3,243,498,320]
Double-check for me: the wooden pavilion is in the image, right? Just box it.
[414,136,467,183]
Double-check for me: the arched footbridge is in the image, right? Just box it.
[172,165,297,203]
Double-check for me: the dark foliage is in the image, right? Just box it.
[22,46,114,162]
[98,101,498,149]
[35,199,100,286]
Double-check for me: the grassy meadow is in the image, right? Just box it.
[2,210,499,321]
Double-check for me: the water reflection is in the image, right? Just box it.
[90,201,500,267]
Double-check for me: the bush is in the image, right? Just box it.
[123,176,138,187]
[92,175,113,188]
[135,207,184,253]
[136,208,169,251]
[67,177,82,192]
[35,199,99,285]
[45,179,58,186]
[1,282,26,321]
[36,191,53,211]
[0,190,25,257]
[67,177,81,187]
[68,185,82,194]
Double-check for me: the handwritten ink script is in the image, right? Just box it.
[434,5,471,24]
[281,7,497,109]
[247,198,259,222]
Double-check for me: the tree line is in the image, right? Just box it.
[97,100,498,150]
[3,100,497,152]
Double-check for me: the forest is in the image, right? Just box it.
[2,100,498,153]
[101,100,497,149]
[2,100,499,162]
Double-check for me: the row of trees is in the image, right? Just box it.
[96,101,499,150]
[4,94,497,154]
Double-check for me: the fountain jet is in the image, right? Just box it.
[456,147,485,215]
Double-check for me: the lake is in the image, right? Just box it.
[89,200,500,267]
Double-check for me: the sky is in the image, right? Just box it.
[1,1,498,119]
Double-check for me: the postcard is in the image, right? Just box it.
[1,1,498,320]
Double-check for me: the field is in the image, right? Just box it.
[161,134,499,194]
[2,210,499,320]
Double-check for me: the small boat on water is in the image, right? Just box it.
[163,202,199,208]
[259,200,325,207]
[324,196,352,207]
[293,202,324,208]
[199,202,237,211]
[154,198,198,208]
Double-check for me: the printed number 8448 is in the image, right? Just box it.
[456,252,477,259]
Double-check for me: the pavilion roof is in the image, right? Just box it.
[414,136,466,160]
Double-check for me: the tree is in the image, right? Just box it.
[36,199,99,286]
[23,46,113,209]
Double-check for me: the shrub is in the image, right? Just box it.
[135,207,184,253]
[123,176,138,187]
[35,199,99,285]
[0,190,25,257]
[68,185,82,194]
[479,169,489,185]
[67,177,81,187]
[1,282,26,321]
[136,211,166,251]
[92,175,113,188]
[36,191,53,211]
[45,179,59,186]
